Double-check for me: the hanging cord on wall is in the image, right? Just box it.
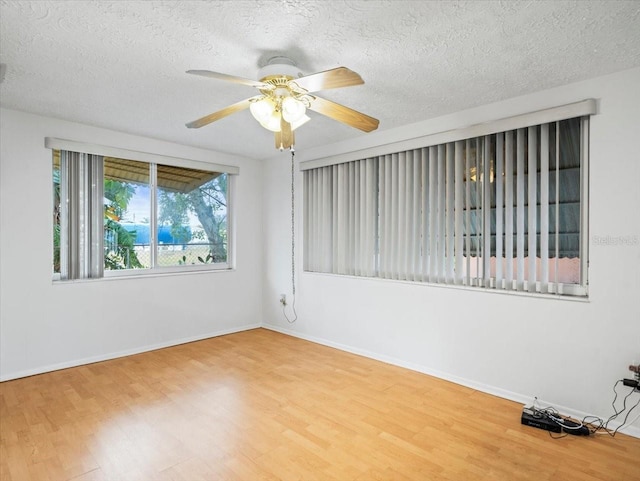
[283,147,298,323]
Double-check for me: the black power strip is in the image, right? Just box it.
[521,407,590,436]
[521,407,561,433]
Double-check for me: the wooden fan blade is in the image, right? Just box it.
[292,67,364,93]
[187,70,272,89]
[185,97,258,129]
[308,96,379,132]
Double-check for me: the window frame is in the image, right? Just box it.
[48,138,238,281]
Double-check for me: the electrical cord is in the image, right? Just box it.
[283,147,298,324]
[604,384,640,436]
[531,400,584,438]
[585,380,640,436]
[533,380,640,438]
[622,408,640,430]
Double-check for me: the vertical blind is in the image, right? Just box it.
[59,150,105,280]
[303,116,588,297]
[304,158,378,277]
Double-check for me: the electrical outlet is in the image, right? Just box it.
[280,294,287,306]
[624,361,640,391]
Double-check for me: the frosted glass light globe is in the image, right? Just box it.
[250,98,275,123]
[282,97,306,123]
[260,111,282,132]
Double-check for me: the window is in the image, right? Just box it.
[303,102,591,297]
[50,139,237,280]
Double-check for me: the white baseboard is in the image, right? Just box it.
[0,323,261,382]
[262,323,640,439]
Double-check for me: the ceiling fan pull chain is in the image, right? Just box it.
[284,147,298,324]
[291,147,296,297]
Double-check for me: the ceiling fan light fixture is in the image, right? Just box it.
[185,62,379,149]
[282,96,306,123]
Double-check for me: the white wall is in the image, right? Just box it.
[262,67,640,435]
[2,68,638,434]
[0,109,263,381]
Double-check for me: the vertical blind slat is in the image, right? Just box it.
[348,162,355,275]
[495,133,504,288]
[429,146,438,283]
[351,162,358,276]
[516,128,525,291]
[579,117,589,289]
[555,122,561,289]
[88,156,104,278]
[474,138,481,285]
[398,152,407,279]
[363,159,373,277]
[404,151,412,279]
[527,126,538,291]
[446,143,455,284]
[483,136,491,287]
[540,124,549,293]
[308,169,314,271]
[383,154,393,278]
[454,141,464,285]
[505,131,514,289]
[313,168,319,272]
[332,165,344,274]
[59,151,71,279]
[368,158,377,277]
[465,140,471,287]
[411,150,421,281]
[332,166,339,272]
[421,148,429,282]
[391,154,399,279]
[437,144,446,283]
[378,157,386,277]
[324,166,333,272]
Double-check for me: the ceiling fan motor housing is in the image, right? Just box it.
[258,56,303,82]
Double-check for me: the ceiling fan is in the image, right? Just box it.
[185,56,379,150]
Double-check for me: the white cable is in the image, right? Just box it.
[547,413,584,430]
[624,409,640,428]
[594,408,640,435]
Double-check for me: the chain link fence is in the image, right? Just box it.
[105,242,227,269]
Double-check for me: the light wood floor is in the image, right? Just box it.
[1,328,638,481]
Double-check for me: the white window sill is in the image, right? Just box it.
[52,266,234,284]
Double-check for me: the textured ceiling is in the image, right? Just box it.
[1,0,639,160]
